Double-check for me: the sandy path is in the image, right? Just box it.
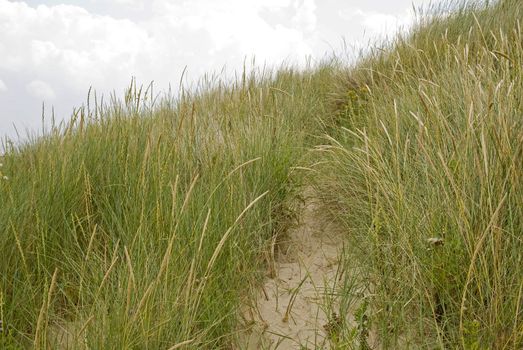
[239,190,345,349]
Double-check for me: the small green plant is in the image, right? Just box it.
[463,319,482,350]
[354,301,370,350]
[0,162,8,181]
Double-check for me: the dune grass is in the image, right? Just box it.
[2,0,523,349]
[319,0,523,348]
[0,66,335,349]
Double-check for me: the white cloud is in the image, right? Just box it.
[26,80,56,100]
[0,1,152,90]
[112,0,140,4]
[339,7,415,38]
[145,0,317,65]
[0,0,319,92]
[292,0,317,33]
[0,79,6,92]
[361,11,414,36]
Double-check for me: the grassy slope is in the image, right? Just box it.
[321,0,523,348]
[0,67,335,349]
[1,0,522,349]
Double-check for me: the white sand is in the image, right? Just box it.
[240,190,345,349]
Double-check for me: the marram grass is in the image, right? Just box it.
[2,0,523,349]
[319,0,523,348]
[0,66,335,349]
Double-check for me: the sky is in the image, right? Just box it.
[0,0,439,140]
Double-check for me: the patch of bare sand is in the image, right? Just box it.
[238,190,345,349]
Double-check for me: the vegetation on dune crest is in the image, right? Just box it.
[320,0,523,348]
[0,67,335,348]
[1,0,523,349]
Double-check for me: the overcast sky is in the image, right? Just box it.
[0,0,440,139]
